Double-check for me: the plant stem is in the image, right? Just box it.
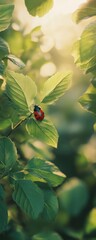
[7,113,32,137]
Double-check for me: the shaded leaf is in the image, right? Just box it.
[12,180,44,219]
[41,188,58,221]
[33,231,63,240]
[63,227,83,240]
[58,178,89,216]
[5,71,37,114]
[0,37,10,60]
[0,94,20,128]
[25,0,53,17]
[40,72,72,104]
[0,61,6,75]
[0,118,12,135]
[25,157,65,187]
[0,137,17,176]
[6,54,25,68]
[0,185,8,233]
[26,118,59,148]
[0,185,4,199]
[0,4,14,32]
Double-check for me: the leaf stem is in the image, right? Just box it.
[7,113,32,137]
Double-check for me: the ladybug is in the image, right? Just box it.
[34,105,44,121]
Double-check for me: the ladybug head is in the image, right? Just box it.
[34,105,41,112]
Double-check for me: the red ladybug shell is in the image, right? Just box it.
[34,105,44,121]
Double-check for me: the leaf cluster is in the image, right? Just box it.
[0,1,72,238]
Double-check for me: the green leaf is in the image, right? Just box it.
[40,72,72,104]
[25,0,53,17]
[79,84,96,115]
[0,4,14,32]
[26,118,59,148]
[0,137,17,177]
[58,178,89,216]
[0,118,12,135]
[0,37,10,60]
[5,71,37,114]
[79,21,96,70]
[85,208,96,234]
[0,185,4,199]
[25,173,46,183]
[63,228,83,240]
[28,141,52,160]
[73,22,96,73]
[33,231,63,240]
[41,188,58,221]
[73,0,96,23]
[0,94,20,129]
[0,185,8,233]
[12,180,44,219]
[0,60,6,75]
[6,54,25,68]
[73,40,96,73]
[25,157,66,187]
[0,199,8,233]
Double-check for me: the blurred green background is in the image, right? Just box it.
[0,0,96,239]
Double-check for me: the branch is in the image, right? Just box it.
[7,113,32,137]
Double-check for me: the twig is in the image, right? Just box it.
[7,113,32,137]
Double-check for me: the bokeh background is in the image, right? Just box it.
[0,0,96,239]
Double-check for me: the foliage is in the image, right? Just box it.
[73,0,96,116]
[0,1,69,239]
[73,0,96,23]
[0,4,14,32]
[58,178,89,216]
[25,0,53,17]
[0,0,96,239]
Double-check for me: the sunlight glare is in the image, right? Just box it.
[14,0,87,33]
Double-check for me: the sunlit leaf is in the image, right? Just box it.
[80,21,96,68]
[0,4,14,32]
[79,84,96,114]
[0,185,8,233]
[0,61,6,75]
[26,118,58,148]
[25,0,53,17]
[72,40,80,66]
[25,157,66,187]
[73,21,96,73]
[58,178,89,216]
[12,180,44,219]
[40,72,72,104]
[73,0,96,23]
[5,71,37,114]
[28,141,52,160]
[72,40,96,73]
[0,37,10,60]
[85,208,96,234]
